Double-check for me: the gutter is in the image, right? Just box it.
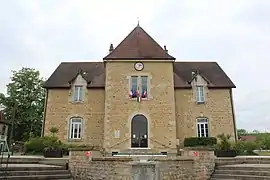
[41,89,49,137]
[229,89,238,141]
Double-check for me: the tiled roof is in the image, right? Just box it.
[44,62,235,88]
[103,25,175,60]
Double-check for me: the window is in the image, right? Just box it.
[129,76,148,99]
[196,86,205,103]
[197,118,208,137]
[73,86,83,102]
[69,118,82,139]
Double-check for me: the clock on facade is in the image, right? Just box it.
[134,62,144,71]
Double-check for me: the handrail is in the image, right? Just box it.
[149,137,171,149]
[108,137,131,149]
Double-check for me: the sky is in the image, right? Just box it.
[0,0,269,132]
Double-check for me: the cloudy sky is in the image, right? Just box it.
[0,0,269,132]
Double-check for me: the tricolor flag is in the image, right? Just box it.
[129,90,133,98]
[142,90,147,98]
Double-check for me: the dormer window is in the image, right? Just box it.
[73,85,83,102]
[196,86,205,103]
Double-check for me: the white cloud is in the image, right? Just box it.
[1,0,270,131]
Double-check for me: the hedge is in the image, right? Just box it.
[184,137,217,147]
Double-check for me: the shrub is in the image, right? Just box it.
[184,137,217,147]
[215,133,233,150]
[24,136,64,155]
[235,141,258,155]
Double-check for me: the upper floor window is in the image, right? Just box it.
[196,86,205,103]
[69,118,83,140]
[129,76,148,99]
[73,86,83,102]
[197,118,208,137]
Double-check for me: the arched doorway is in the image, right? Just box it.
[131,114,148,148]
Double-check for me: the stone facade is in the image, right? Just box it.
[43,25,236,153]
[69,149,215,180]
[104,61,177,152]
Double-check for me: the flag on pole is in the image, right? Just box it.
[136,90,141,102]
[129,90,133,98]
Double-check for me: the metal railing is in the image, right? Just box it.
[0,135,11,180]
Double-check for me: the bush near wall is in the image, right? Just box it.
[24,136,64,155]
[184,137,217,147]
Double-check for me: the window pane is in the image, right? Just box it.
[141,76,148,98]
[131,76,138,98]
[205,124,209,137]
[74,86,83,101]
[200,124,205,137]
[72,118,82,123]
[197,124,200,137]
[197,118,208,123]
[196,86,204,102]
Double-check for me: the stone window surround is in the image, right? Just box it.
[196,117,209,138]
[126,73,152,100]
[69,74,87,104]
[67,116,84,142]
[191,74,208,104]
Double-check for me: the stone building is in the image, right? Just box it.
[43,25,237,154]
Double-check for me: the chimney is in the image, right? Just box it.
[164,45,168,53]
[109,44,114,53]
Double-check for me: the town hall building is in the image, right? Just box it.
[43,24,237,154]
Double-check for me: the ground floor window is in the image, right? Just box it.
[69,118,83,139]
[197,118,208,137]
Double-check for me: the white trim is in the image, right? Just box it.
[196,117,209,137]
[73,86,83,102]
[196,86,205,103]
[68,117,83,140]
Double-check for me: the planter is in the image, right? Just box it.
[43,149,63,158]
[215,150,237,157]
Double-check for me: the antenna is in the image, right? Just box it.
[137,17,140,26]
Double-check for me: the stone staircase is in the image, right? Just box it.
[0,163,73,180]
[211,164,270,180]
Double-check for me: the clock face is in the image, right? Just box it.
[134,62,144,71]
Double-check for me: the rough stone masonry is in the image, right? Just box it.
[69,148,215,180]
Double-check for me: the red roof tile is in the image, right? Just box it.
[103,25,175,60]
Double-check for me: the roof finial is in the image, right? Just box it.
[137,17,140,27]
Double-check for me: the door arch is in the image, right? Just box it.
[131,114,148,148]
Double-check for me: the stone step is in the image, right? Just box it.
[215,170,270,176]
[211,174,270,180]
[0,170,70,176]
[0,174,72,180]
[0,164,66,171]
[216,164,270,171]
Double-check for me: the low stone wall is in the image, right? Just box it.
[69,148,215,180]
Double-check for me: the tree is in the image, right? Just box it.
[0,68,45,141]
[237,129,248,136]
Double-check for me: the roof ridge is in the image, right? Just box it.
[103,25,175,60]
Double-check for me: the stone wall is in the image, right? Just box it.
[175,88,236,146]
[44,88,104,146]
[104,61,177,152]
[69,149,215,180]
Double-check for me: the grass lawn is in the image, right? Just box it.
[255,151,270,156]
